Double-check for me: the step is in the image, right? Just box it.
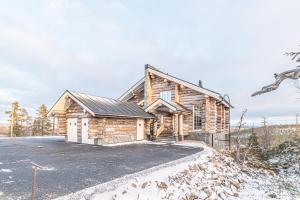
[154,136,176,143]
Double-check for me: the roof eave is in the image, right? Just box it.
[94,113,155,119]
[118,77,145,101]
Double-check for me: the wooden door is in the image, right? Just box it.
[136,119,144,140]
[81,118,89,144]
[67,118,78,142]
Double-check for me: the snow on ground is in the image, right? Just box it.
[0,169,12,173]
[102,140,167,147]
[55,141,300,200]
[41,166,56,171]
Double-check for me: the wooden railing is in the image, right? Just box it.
[156,116,164,137]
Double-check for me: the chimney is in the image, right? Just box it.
[198,80,203,87]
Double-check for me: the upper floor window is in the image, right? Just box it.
[160,91,172,102]
[193,105,202,130]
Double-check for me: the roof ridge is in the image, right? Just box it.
[70,91,120,102]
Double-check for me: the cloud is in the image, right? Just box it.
[0,0,300,125]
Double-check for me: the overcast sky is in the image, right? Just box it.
[0,0,300,126]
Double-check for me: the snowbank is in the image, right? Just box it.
[102,140,167,147]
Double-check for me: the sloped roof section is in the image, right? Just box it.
[146,65,233,108]
[49,90,154,119]
[118,77,145,101]
[118,64,233,108]
[145,98,192,113]
[70,91,154,118]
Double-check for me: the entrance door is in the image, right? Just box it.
[136,119,144,140]
[81,118,89,144]
[67,118,78,142]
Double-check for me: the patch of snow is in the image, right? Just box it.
[103,140,167,147]
[0,169,12,173]
[0,191,3,196]
[173,140,208,148]
[0,162,2,165]
[2,181,14,184]
[42,167,56,171]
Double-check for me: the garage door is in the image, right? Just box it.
[67,118,78,142]
[136,119,144,140]
[81,118,89,144]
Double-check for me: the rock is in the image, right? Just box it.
[131,183,137,188]
[141,182,148,189]
[230,180,241,189]
[157,182,168,190]
[268,193,277,198]
[223,188,234,196]
[218,192,226,200]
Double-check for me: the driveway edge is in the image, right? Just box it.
[54,143,206,200]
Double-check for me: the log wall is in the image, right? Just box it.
[146,72,230,149]
[127,90,144,104]
[151,76,177,101]
[88,117,152,144]
[149,75,207,136]
[54,112,67,135]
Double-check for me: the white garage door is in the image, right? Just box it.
[136,119,144,140]
[81,118,89,144]
[67,118,78,142]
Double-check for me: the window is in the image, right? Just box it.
[160,91,172,102]
[193,105,202,130]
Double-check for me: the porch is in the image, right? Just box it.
[145,99,191,142]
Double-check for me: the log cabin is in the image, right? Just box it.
[48,64,232,149]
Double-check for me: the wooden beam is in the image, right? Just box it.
[175,84,180,103]
[179,114,183,136]
[174,114,179,141]
[144,70,152,107]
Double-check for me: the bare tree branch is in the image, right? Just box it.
[252,48,300,97]
[252,67,300,96]
[235,109,247,162]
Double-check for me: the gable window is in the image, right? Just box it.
[193,105,202,130]
[160,91,172,102]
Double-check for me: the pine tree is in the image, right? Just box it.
[5,101,22,136]
[19,108,32,135]
[32,104,52,135]
[248,128,259,148]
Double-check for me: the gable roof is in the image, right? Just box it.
[118,77,145,102]
[118,64,233,108]
[145,98,191,113]
[48,90,154,119]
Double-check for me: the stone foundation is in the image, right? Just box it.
[96,134,136,145]
[186,132,226,150]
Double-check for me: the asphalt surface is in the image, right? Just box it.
[0,137,202,200]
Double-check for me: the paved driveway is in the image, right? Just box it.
[0,137,202,200]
